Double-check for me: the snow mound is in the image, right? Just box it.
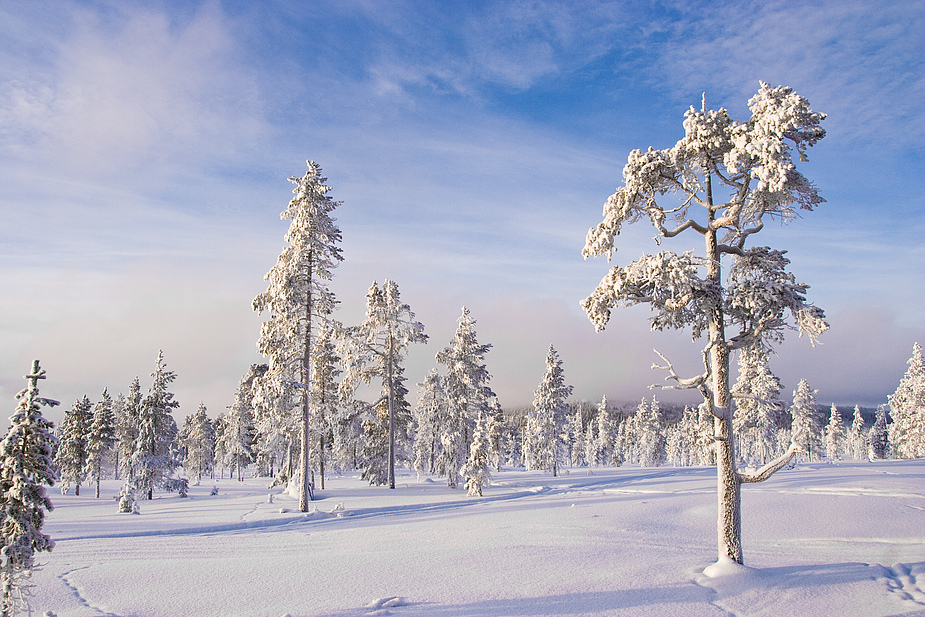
[702,556,753,579]
[365,596,406,615]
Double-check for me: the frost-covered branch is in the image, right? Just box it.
[649,349,711,401]
[738,443,800,483]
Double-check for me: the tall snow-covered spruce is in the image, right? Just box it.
[132,351,181,500]
[0,361,59,617]
[581,83,827,565]
[253,161,343,511]
[888,342,924,459]
[525,346,573,477]
[435,307,494,489]
[340,280,427,489]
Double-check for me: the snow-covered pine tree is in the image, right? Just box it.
[594,396,617,466]
[525,346,573,477]
[115,378,142,482]
[694,403,717,466]
[412,369,445,476]
[309,325,341,489]
[182,403,215,482]
[132,351,180,500]
[581,83,826,564]
[665,416,687,467]
[0,361,60,616]
[461,413,492,496]
[110,394,125,480]
[435,307,494,487]
[887,342,925,459]
[85,389,116,498]
[212,414,228,479]
[251,365,297,483]
[637,396,666,467]
[848,405,868,461]
[583,411,600,467]
[487,399,506,472]
[55,395,92,496]
[360,361,414,486]
[675,405,703,466]
[331,400,368,473]
[253,161,344,511]
[869,405,890,460]
[732,347,784,465]
[340,280,427,488]
[223,366,261,481]
[566,401,587,468]
[823,404,846,461]
[789,379,822,462]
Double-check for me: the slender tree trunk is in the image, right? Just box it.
[319,434,326,490]
[387,330,396,490]
[300,281,313,511]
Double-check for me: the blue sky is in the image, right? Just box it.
[1,0,922,422]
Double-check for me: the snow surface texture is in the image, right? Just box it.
[33,460,925,616]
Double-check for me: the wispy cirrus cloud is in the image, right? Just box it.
[0,2,268,181]
[645,0,925,147]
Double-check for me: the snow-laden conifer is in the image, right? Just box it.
[869,405,890,460]
[340,280,427,488]
[212,414,228,479]
[253,161,343,510]
[525,346,573,477]
[669,405,703,467]
[412,370,445,476]
[636,397,666,468]
[309,325,341,489]
[487,399,506,472]
[360,362,414,487]
[581,83,826,563]
[732,347,784,465]
[115,378,142,482]
[181,403,215,482]
[887,342,924,459]
[789,379,822,461]
[848,405,868,461]
[0,360,59,617]
[566,402,587,468]
[85,390,116,498]
[223,366,261,481]
[132,351,180,500]
[461,413,492,496]
[435,307,494,487]
[55,396,92,496]
[594,396,618,467]
[251,366,297,483]
[823,404,846,461]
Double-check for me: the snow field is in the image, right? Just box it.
[32,460,925,617]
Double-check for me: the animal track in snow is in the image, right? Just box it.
[883,562,925,606]
[58,567,120,617]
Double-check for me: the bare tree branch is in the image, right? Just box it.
[650,348,710,392]
[738,443,800,483]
